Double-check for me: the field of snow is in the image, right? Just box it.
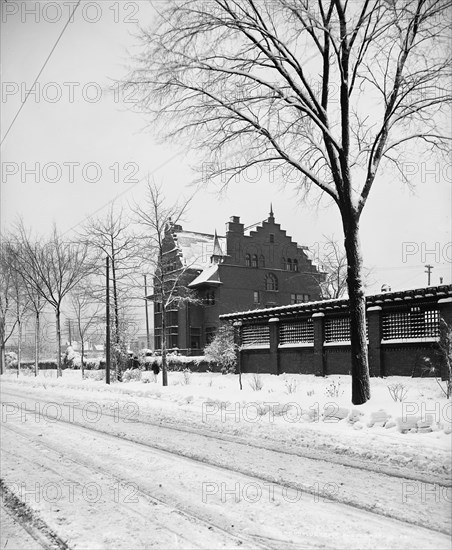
[2,369,451,478]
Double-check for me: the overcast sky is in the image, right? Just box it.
[1,0,451,294]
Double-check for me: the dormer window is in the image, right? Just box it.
[269,233,275,243]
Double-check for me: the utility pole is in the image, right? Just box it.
[425,264,433,286]
[106,256,111,385]
[144,275,150,349]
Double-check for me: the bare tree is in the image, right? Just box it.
[9,247,30,377]
[14,223,91,377]
[134,180,198,386]
[0,244,18,374]
[70,283,103,379]
[316,236,374,299]
[80,206,141,381]
[127,0,451,403]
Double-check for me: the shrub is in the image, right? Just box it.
[284,378,297,394]
[182,368,191,385]
[387,383,408,402]
[325,378,343,398]
[204,325,237,374]
[123,368,142,382]
[249,372,264,391]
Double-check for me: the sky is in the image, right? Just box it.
[1,0,451,295]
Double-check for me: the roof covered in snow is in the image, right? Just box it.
[173,231,227,270]
[188,264,222,288]
[220,284,452,321]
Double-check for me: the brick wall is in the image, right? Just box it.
[221,285,452,378]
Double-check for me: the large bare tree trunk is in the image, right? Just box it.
[111,254,121,381]
[343,216,370,405]
[56,308,62,377]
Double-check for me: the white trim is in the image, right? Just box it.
[312,312,325,318]
[324,341,350,346]
[381,337,440,344]
[438,297,452,304]
[367,306,382,312]
[241,344,270,350]
[278,343,314,348]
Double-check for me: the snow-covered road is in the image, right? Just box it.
[1,386,450,549]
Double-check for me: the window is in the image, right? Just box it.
[154,328,162,350]
[205,291,215,305]
[265,273,278,291]
[287,258,292,271]
[269,233,275,243]
[245,253,251,267]
[167,310,178,325]
[290,293,310,304]
[253,291,260,304]
[190,327,201,350]
[293,259,299,272]
[166,327,179,349]
[154,302,162,313]
[252,254,258,268]
[259,255,265,268]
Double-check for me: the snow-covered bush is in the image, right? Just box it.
[5,351,17,368]
[204,325,236,374]
[123,368,142,382]
[63,346,81,369]
[182,368,191,385]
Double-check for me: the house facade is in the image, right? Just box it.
[152,208,324,353]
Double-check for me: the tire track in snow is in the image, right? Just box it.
[1,390,450,538]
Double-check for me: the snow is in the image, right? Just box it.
[2,370,450,479]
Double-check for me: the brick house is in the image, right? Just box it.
[152,208,324,353]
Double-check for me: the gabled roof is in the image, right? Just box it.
[188,264,222,288]
[173,231,227,270]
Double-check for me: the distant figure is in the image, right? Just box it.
[152,363,160,375]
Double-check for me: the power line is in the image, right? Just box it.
[1,0,82,147]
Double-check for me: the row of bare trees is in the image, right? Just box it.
[0,181,197,384]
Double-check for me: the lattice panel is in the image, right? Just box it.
[382,308,440,340]
[280,320,314,344]
[241,324,270,347]
[325,317,351,342]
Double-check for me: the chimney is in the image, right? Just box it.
[226,216,244,234]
